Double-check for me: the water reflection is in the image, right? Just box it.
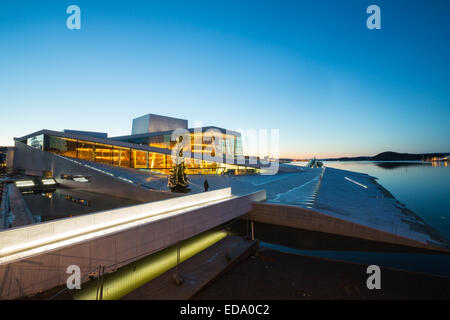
[62,194,91,207]
[231,220,450,277]
[22,188,141,223]
[373,161,449,169]
[374,162,429,169]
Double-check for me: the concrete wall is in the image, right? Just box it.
[0,184,7,230]
[132,114,188,135]
[6,184,34,228]
[131,114,151,135]
[248,202,449,253]
[5,148,14,174]
[13,141,177,203]
[148,114,188,133]
[0,189,266,299]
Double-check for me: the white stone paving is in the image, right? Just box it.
[314,167,448,247]
[72,160,448,247]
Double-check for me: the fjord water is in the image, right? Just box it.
[283,161,450,277]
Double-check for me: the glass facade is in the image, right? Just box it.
[148,152,166,169]
[47,136,77,157]
[148,134,172,150]
[94,143,113,165]
[114,129,244,160]
[138,132,243,158]
[113,147,131,168]
[24,133,257,175]
[131,150,147,169]
[27,134,44,150]
[77,140,95,162]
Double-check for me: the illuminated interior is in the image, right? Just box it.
[146,131,244,157]
[23,133,258,175]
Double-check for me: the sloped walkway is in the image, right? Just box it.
[314,167,449,248]
[68,160,448,249]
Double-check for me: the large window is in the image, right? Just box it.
[148,152,165,169]
[131,150,147,168]
[47,136,77,157]
[77,141,95,161]
[27,134,44,150]
[148,134,172,149]
[113,147,130,168]
[94,143,113,165]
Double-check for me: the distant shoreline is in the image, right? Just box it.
[283,151,450,163]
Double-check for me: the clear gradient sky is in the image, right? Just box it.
[0,0,449,158]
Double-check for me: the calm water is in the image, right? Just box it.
[22,188,141,223]
[278,161,450,277]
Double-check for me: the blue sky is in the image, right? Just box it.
[0,0,449,158]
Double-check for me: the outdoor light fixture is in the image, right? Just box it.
[15,180,35,188]
[41,178,56,185]
[344,177,368,189]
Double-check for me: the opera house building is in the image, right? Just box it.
[14,114,261,177]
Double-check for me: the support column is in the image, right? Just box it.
[173,241,184,285]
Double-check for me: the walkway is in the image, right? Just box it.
[314,167,449,248]
[53,159,449,249]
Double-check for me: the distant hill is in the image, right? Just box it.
[322,151,450,162]
[324,156,372,161]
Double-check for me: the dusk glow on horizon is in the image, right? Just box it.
[0,0,449,158]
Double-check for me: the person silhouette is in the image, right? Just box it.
[204,179,209,192]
